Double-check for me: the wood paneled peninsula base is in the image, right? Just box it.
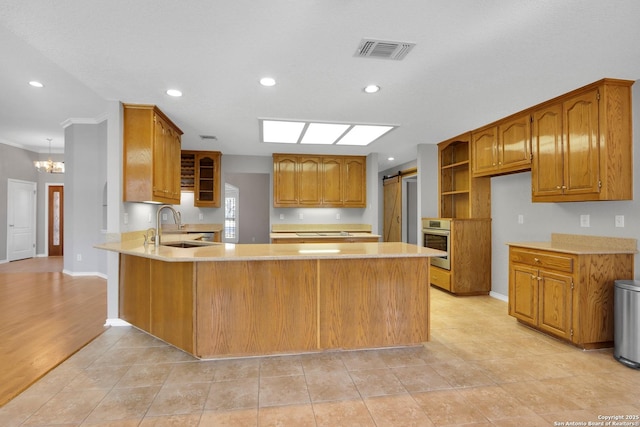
[98,241,443,358]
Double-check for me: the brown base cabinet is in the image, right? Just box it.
[428,218,491,296]
[508,245,634,349]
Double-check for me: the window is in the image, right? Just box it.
[224,183,239,243]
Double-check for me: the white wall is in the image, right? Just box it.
[63,121,107,275]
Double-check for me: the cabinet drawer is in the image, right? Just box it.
[510,248,574,273]
[430,266,451,291]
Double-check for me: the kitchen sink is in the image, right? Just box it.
[161,241,219,248]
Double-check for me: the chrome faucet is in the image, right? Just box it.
[155,205,182,247]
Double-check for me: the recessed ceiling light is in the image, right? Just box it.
[300,123,350,145]
[260,77,276,87]
[29,81,44,88]
[262,120,305,143]
[388,157,395,161]
[336,125,394,146]
[260,119,396,146]
[364,85,380,93]
[166,89,182,97]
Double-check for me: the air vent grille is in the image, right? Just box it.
[199,135,218,141]
[355,39,415,60]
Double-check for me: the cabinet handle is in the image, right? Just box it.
[534,257,540,263]
[556,186,561,189]
[531,274,537,279]
[561,185,567,189]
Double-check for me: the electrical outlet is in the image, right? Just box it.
[517,214,524,224]
[76,254,82,262]
[148,213,152,223]
[123,212,129,225]
[615,215,625,228]
[279,213,285,220]
[336,213,341,220]
[162,213,168,221]
[580,214,590,227]
[199,213,204,221]
[299,213,304,220]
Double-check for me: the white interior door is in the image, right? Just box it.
[7,179,37,261]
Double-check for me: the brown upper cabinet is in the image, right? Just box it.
[123,104,183,204]
[273,154,366,208]
[181,151,222,207]
[471,113,532,177]
[531,79,633,202]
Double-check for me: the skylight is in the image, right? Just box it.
[260,119,396,146]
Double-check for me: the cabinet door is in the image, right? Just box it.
[562,89,600,197]
[498,114,531,173]
[298,156,322,205]
[167,127,182,202]
[153,114,169,199]
[538,270,573,340]
[532,103,564,198]
[471,126,498,176]
[119,255,151,331]
[322,157,343,206]
[195,153,221,207]
[342,157,366,207]
[273,155,298,206]
[509,263,538,325]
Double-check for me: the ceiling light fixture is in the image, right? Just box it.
[166,89,182,97]
[336,124,394,146]
[34,138,64,174]
[260,77,276,87]
[364,85,380,93]
[29,81,44,88]
[260,119,396,146]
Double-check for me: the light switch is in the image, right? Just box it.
[615,215,625,228]
[517,214,524,224]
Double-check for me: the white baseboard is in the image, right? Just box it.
[62,269,107,279]
[490,291,508,302]
[105,318,131,327]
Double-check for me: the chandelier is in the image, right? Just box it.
[34,138,65,174]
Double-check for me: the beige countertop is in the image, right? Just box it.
[96,240,444,262]
[269,232,381,239]
[506,233,637,255]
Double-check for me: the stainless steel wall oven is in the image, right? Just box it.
[422,219,451,270]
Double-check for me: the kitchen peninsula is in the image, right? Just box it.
[97,239,443,359]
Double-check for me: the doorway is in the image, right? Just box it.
[383,176,401,242]
[7,179,37,261]
[403,175,418,244]
[47,185,64,256]
[224,173,270,244]
[383,168,418,243]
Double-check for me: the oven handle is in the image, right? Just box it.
[423,229,450,236]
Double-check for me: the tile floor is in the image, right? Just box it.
[1,288,639,426]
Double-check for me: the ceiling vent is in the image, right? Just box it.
[199,135,218,141]
[355,38,415,60]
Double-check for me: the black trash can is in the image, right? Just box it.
[614,280,640,369]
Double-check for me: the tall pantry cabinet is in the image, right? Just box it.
[431,134,492,295]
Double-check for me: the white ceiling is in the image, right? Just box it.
[1,0,640,169]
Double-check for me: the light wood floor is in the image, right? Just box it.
[0,257,107,407]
